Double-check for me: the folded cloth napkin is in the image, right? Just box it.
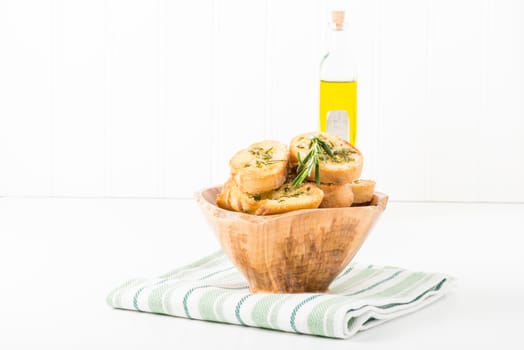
[107,251,455,339]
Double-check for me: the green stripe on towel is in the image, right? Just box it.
[108,251,454,339]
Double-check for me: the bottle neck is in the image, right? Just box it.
[321,24,356,82]
[328,27,350,53]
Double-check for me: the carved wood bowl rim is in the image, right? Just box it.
[195,185,389,223]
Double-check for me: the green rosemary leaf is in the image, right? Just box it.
[292,135,334,188]
[301,149,314,166]
[264,159,284,165]
[292,167,308,187]
[296,152,304,172]
[317,138,334,157]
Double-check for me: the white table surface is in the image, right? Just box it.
[0,197,523,349]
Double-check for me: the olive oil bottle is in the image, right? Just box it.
[319,11,357,145]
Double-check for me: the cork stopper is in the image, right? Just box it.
[331,10,345,31]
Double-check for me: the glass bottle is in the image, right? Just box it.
[319,10,357,145]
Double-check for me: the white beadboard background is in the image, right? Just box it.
[0,0,523,202]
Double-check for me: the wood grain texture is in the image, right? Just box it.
[195,186,388,293]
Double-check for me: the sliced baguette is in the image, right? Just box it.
[289,132,363,184]
[316,182,354,208]
[229,140,288,194]
[216,179,324,216]
[254,182,324,215]
[216,178,258,213]
[350,179,376,204]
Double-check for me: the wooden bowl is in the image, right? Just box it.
[195,186,388,293]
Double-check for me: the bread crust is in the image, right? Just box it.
[289,132,363,184]
[350,179,376,204]
[317,182,354,208]
[229,140,288,194]
[216,179,324,216]
[216,178,258,213]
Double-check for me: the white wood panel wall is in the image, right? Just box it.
[0,0,523,201]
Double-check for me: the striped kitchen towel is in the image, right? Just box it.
[107,251,455,339]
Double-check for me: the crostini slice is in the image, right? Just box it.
[317,182,354,208]
[229,140,288,194]
[289,132,363,184]
[350,179,376,204]
[216,178,254,213]
[216,179,324,216]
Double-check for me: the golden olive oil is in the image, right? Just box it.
[319,80,357,145]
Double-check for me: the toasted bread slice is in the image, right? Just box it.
[254,182,324,215]
[350,179,376,204]
[317,182,354,208]
[289,132,363,184]
[229,140,288,194]
[216,178,235,212]
[216,179,324,216]
[216,178,258,213]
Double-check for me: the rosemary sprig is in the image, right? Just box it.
[292,135,334,187]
